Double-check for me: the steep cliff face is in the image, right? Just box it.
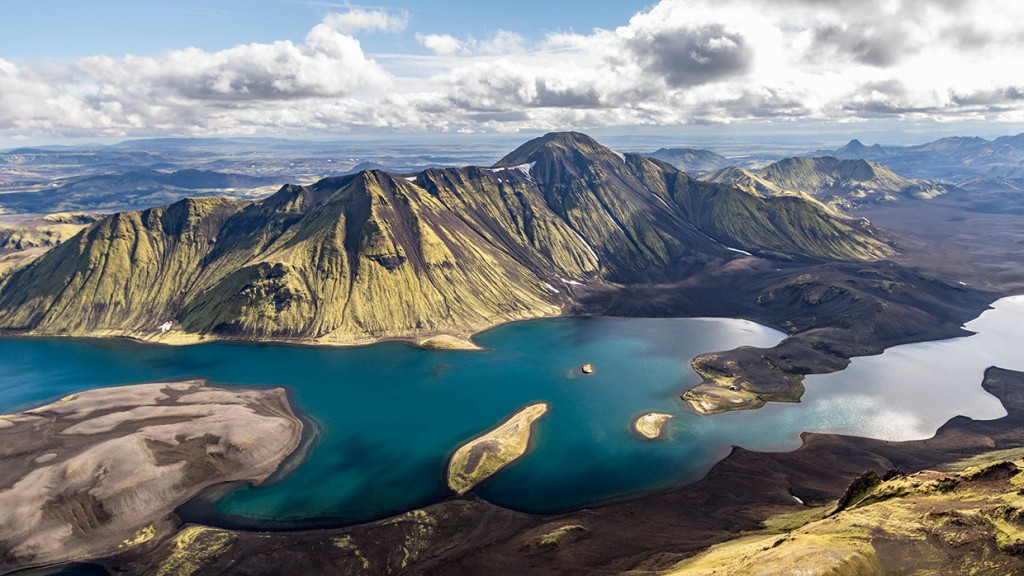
[666,171,894,261]
[495,132,729,282]
[0,172,564,343]
[0,197,244,335]
[177,170,563,341]
[0,133,897,344]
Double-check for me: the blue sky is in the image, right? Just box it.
[0,1,651,61]
[1,1,1023,146]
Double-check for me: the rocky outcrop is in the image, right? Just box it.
[665,462,1024,575]
[633,412,674,439]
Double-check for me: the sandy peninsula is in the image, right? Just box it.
[633,412,674,439]
[447,402,549,495]
[0,380,302,574]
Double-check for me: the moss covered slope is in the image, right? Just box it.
[0,133,898,344]
[702,156,948,208]
[665,460,1024,575]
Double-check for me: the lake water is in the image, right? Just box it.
[1,296,1021,527]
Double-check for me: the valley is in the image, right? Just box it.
[1,130,1023,575]
[5,2,1024,573]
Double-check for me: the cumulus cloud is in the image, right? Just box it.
[807,23,911,67]
[4,0,1024,140]
[321,8,407,34]
[71,16,392,102]
[477,30,526,55]
[416,33,467,55]
[415,30,524,56]
[624,23,752,87]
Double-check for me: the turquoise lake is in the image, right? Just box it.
[1,296,1022,527]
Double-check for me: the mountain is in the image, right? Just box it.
[0,132,894,344]
[702,157,948,208]
[811,133,1024,180]
[645,148,732,174]
[665,460,1024,575]
[943,176,1024,215]
[0,149,163,169]
[0,169,288,214]
[342,161,387,175]
[811,138,889,161]
[0,213,101,252]
[699,166,788,196]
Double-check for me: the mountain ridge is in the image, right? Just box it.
[645,147,733,174]
[0,132,894,346]
[0,169,288,214]
[702,156,948,208]
[810,132,1024,180]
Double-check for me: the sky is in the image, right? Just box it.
[2,0,1024,146]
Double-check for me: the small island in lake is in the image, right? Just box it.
[447,402,549,494]
[633,412,674,439]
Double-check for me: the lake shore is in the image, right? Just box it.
[98,367,1024,575]
[0,380,302,575]
[0,255,1000,415]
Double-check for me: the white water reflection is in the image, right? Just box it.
[702,296,1022,455]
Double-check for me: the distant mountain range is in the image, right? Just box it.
[0,169,289,214]
[810,134,1024,180]
[0,132,893,344]
[700,157,949,209]
[645,148,733,174]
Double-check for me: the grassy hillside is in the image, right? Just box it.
[666,459,1024,575]
[702,157,947,208]
[0,133,897,344]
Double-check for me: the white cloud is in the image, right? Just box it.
[4,1,1024,140]
[477,30,526,55]
[416,33,467,55]
[321,8,408,34]
[72,25,391,103]
[415,29,524,56]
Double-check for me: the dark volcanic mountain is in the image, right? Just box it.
[0,169,287,214]
[0,132,894,345]
[811,133,1024,180]
[645,147,732,174]
[701,156,949,208]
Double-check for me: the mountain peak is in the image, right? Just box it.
[493,131,621,168]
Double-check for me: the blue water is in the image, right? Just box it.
[1,296,1021,527]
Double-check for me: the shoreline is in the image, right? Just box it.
[0,309,783,351]
[97,367,1024,575]
[10,366,1024,574]
[0,295,1002,417]
[0,380,304,574]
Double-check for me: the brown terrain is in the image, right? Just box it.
[80,368,1024,575]
[69,186,1024,575]
[2,136,1023,574]
[0,381,302,574]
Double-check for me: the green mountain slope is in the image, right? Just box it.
[0,133,896,344]
[702,157,947,208]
